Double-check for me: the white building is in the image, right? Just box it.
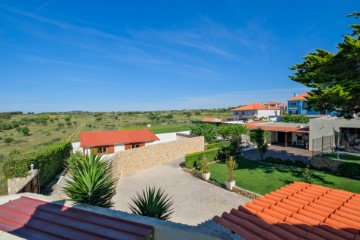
[230,103,280,121]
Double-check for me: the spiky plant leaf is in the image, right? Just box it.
[64,152,116,208]
[129,186,173,220]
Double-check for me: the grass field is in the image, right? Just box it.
[0,109,231,195]
[322,152,360,163]
[209,158,360,195]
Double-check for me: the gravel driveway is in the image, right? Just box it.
[113,159,250,226]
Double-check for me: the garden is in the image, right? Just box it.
[186,123,360,196]
[208,158,360,195]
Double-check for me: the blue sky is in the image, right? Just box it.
[0,1,359,112]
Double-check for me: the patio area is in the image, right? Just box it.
[113,158,250,226]
[243,144,312,162]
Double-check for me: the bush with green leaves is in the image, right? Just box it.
[4,137,14,144]
[190,124,218,143]
[64,152,116,208]
[3,141,72,186]
[226,156,238,181]
[251,128,269,160]
[185,148,219,169]
[20,126,30,135]
[200,155,210,173]
[129,186,173,220]
[282,115,309,123]
[301,165,313,183]
[338,162,360,178]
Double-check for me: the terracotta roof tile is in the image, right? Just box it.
[232,103,280,111]
[80,129,159,148]
[214,183,360,240]
[288,92,309,101]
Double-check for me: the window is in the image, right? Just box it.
[131,143,140,148]
[97,146,107,153]
[302,101,308,110]
[290,102,297,106]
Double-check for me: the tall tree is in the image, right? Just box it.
[290,12,360,119]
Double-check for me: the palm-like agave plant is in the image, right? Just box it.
[129,187,173,220]
[64,152,116,208]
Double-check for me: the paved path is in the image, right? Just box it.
[243,145,312,162]
[113,159,250,226]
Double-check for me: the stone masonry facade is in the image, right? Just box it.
[111,136,204,178]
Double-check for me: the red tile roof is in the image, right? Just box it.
[0,196,154,240]
[214,182,360,240]
[288,92,309,101]
[202,117,222,122]
[233,103,280,111]
[246,123,309,133]
[80,129,159,147]
[268,101,279,105]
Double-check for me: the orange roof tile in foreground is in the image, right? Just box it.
[80,129,159,148]
[214,182,360,240]
[288,92,309,101]
[232,103,280,111]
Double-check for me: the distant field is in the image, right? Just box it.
[121,123,191,134]
[0,108,231,195]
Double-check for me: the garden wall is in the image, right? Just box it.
[111,136,204,178]
[310,156,342,173]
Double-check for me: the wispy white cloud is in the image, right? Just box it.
[36,1,52,11]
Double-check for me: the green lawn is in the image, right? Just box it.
[322,152,360,163]
[209,158,360,195]
[120,123,191,134]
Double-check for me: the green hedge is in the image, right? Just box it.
[185,148,219,169]
[338,162,360,178]
[205,141,230,150]
[3,141,72,186]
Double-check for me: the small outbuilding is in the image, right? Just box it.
[80,129,159,155]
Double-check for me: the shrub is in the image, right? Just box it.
[185,148,219,169]
[3,141,72,186]
[20,127,30,135]
[282,115,309,123]
[338,162,360,178]
[64,152,116,208]
[4,137,14,144]
[200,155,210,173]
[301,165,313,183]
[226,156,238,181]
[264,157,307,168]
[129,186,173,220]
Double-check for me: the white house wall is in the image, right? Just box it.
[115,144,125,152]
[257,109,280,119]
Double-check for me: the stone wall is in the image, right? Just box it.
[310,156,342,173]
[111,136,204,178]
[8,170,40,194]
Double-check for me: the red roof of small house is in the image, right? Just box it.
[202,117,222,122]
[0,196,154,240]
[80,129,159,148]
[232,103,279,111]
[214,182,360,240]
[268,101,279,105]
[288,92,309,101]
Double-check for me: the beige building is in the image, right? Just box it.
[309,116,360,152]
